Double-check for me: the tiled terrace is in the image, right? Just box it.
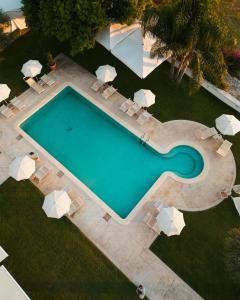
[0,53,236,300]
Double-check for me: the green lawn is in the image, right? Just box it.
[0,178,138,300]
[0,31,240,299]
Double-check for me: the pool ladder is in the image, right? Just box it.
[140,132,150,145]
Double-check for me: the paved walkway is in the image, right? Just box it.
[0,53,237,299]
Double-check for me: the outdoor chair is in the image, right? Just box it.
[144,212,161,234]
[10,97,25,110]
[40,74,55,86]
[101,85,117,99]
[0,104,14,118]
[195,127,218,140]
[91,80,104,92]
[233,184,240,195]
[126,102,141,117]
[23,77,45,94]
[32,165,50,183]
[120,99,133,112]
[216,140,232,157]
[67,199,84,218]
[136,111,152,125]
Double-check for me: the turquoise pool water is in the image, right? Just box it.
[21,87,204,218]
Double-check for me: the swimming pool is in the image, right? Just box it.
[20,86,204,219]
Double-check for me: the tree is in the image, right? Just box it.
[224,228,240,285]
[142,0,236,90]
[22,0,108,55]
[101,0,152,24]
[0,9,11,52]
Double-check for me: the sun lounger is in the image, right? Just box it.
[216,140,232,157]
[136,111,152,125]
[91,80,104,92]
[101,86,117,99]
[10,97,25,110]
[196,127,218,140]
[23,77,45,94]
[120,99,133,112]
[40,74,55,86]
[0,104,14,118]
[126,102,141,117]
[144,212,161,234]
[32,165,50,182]
[67,199,84,217]
[233,184,240,195]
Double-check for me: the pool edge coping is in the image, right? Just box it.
[14,82,210,224]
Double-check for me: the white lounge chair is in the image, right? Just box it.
[67,199,84,217]
[136,111,152,125]
[195,127,218,140]
[23,77,45,94]
[101,86,117,99]
[91,80,104,92]
[120,99,133,112]
[32,165,50,182]
[144,212,161,234]
[10,97,25,110]
[40,74,55,86]
[233,184,240,195]
[216,140,232,157]
[0,104,14,118]
[126,103,141,117]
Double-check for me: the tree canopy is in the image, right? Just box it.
[22,0,153,55]
[22,0,108,55]
[142,0,237,90]
[101,0,152,24]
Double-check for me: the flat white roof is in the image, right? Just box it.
[0,266,30,300]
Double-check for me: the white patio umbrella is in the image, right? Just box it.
[156,206,185,236]
[0,84,11,102]
[21,60,42,77]
[133,89,155,108]
[9,156,35,181]
[215,114,240,136]
[95,65,117,83]
[42,190,71,219]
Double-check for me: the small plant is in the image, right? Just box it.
[47,52,56,70]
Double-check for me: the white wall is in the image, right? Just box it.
[0,0,22,12]
[169,59,240,113]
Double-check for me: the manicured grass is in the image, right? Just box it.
[1,32,240,299]
[0,178,138,300]
[151,201,240,300]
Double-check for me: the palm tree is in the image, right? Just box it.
[142,0,236,90]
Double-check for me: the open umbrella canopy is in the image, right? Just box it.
[95,65,117,83]
[133,89,155,108]
[215,114,240,136]
[157,206,185,236]
[42,190,71,219]
[21,60,42,77]
[0,84,11,102]
[9,156,35,181]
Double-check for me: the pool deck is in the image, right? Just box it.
[0,53,237,300]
